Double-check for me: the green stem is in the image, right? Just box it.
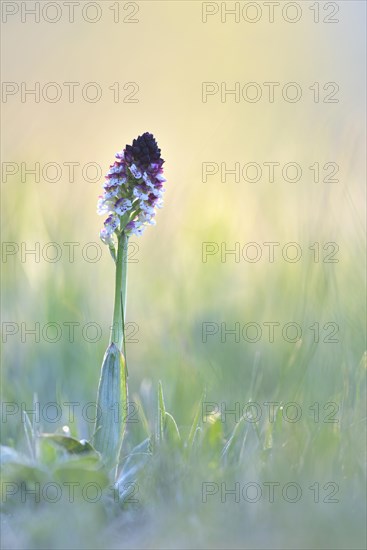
[110,231,129,350]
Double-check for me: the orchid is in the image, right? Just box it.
[94,133,166,470]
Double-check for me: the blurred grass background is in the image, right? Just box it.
[1,1,366,548]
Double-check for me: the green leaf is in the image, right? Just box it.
[109,243,117,263]
[222,416,249,465]
[23,410,35,459]
[157,380,166,443]
[116,438,151,500]
[53,466,109,491]
[2,462,47,484]
[1,462,48,510]
[52,454,101,470]
[164,412,181,444]
[191,426,202,450]
[93,343,128,471]
[131,392,150,437]
[201,414,224,466]
[37,438,59,466]
[38,434,97,455]
[187,391,206,448]
[202,414,223,450]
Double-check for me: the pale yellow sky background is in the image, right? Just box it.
[1,1,365,376]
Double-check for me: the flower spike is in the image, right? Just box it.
[97,132,166,241]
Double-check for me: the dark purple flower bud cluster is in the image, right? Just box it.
[124,132,164,170]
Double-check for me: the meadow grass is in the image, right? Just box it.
[1,198,365,549]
